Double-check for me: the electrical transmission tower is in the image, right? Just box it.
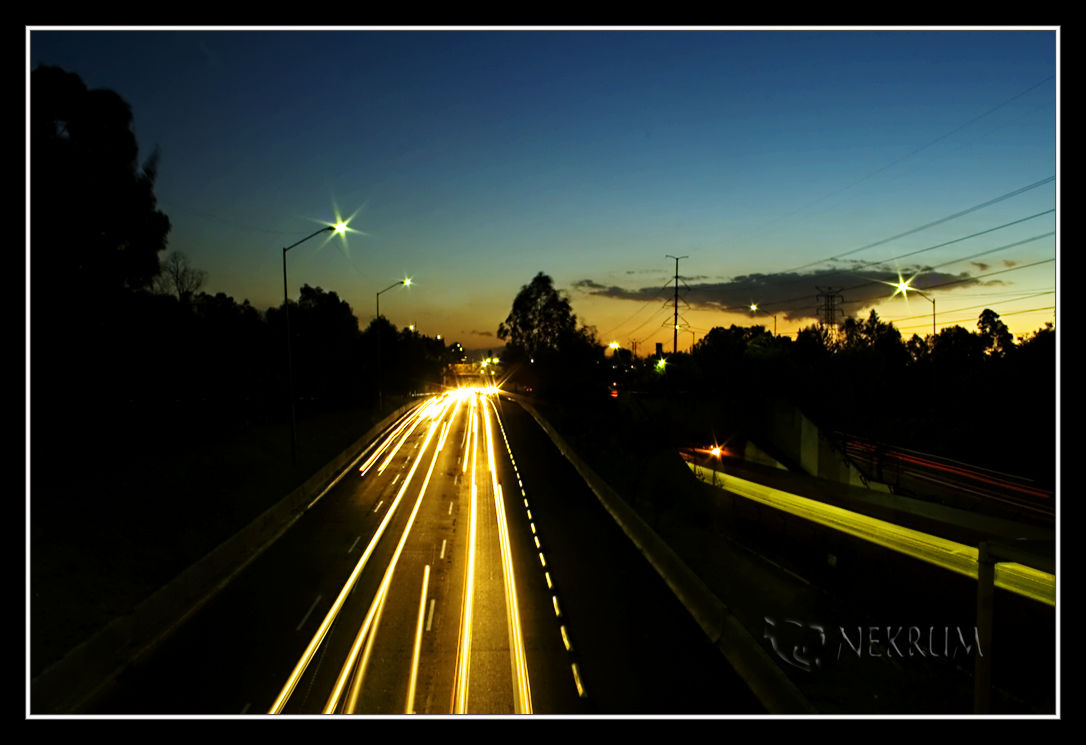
[816,287,845,329]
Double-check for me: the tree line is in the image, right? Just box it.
[496,273,1055,487]
[31,65,453,461]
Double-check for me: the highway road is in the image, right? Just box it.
[839,436,1054,526]
[84,388,764,715]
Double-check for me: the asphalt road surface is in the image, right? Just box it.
[84,389,765,715]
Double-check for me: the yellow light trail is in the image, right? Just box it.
[343,575,389,714]
[689,463,1055,606]
[483,398,532,713]
[327,416,446,714]
[267,410,435,714]
[358,404,425,475]
[452,402,480,714]
[406,565,430,714]
[374,406,428,475]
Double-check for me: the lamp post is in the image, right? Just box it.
[376,279,410,412]
[919,292,936,340]
[283,223,344,465]
[749,304,777,336]
[893,282,935,340]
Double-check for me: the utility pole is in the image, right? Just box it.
[666,255,688,354]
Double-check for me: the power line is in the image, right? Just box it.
[781,175,1055,275]
[600,280,673,340]
[624,305,674,341]
[751,232,1056,316]
[849,209,1054,272]
[758,100,1057,241]
[836,257,1056,310]
[921,257,1055,292]
[924,231,1054,271]
[709,74,1055,250]
[159,198,317,235]
[725,184,1055,314]
[893,306,1054,334]
[884,291,1054,323]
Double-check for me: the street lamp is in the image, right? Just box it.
[376,278,410,412]
[749,304,777,336]
[283,222,346,465]
[892,281,935,339]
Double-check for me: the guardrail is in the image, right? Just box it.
[506,393,819,715]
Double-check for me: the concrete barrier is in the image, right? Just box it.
[509,395,819,715]
[31,400,423,715]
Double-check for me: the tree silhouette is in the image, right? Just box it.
[976,308,1014,357]
[31,65,171,301]
[155,251,208,303]
[498,272,604,397]
[498,272,580,362]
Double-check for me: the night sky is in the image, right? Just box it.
[28,28,1058,352]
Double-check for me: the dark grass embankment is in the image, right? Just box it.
[30,396,408,680]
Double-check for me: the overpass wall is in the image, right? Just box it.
[756,397,887,491]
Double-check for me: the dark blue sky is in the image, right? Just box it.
[29,28,1058,350]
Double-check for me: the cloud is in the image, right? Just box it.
[1002,259,1018,268]
[471,329,494,337]
[971,262,991,272]
[576,266,989,323]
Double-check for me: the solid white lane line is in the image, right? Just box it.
[296,595,323,631]
[440,539,447,559]
[426,599,436,631]
[347,535,361,554]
